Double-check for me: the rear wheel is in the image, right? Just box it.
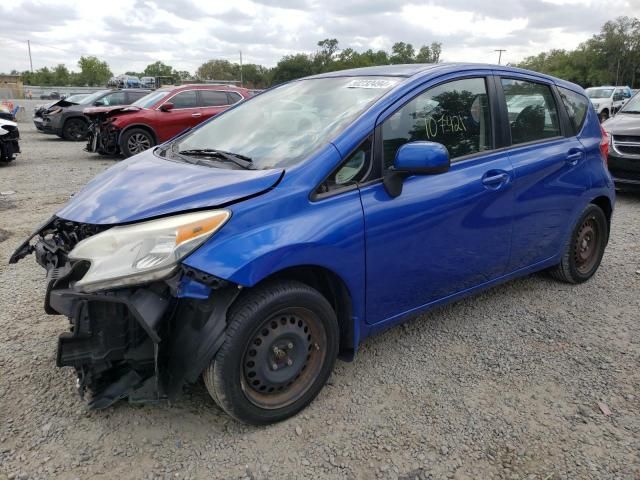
[62,118,88,141]
[120,128,155,158]
[203,280,339,425]
[548,204,608,284]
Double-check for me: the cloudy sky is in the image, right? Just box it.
[0,0,638,74]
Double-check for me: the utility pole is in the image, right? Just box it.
[495,49,506,65]
[27,40,33,73]
[239,50,243,87]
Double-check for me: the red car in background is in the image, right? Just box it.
[84,84,251,157]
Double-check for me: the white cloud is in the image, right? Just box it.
[0,0,629,74]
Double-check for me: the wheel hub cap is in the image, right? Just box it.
[128,134,151,154]
[574,217,599,274]
[244,314,313,394]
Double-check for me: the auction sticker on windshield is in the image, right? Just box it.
[346,79,398,89]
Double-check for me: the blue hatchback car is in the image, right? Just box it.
[11,63,615,424]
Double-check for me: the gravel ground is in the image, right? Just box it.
[1,103,639,480]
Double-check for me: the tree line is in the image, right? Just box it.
[516,16,640,88]
[9,38,442,89]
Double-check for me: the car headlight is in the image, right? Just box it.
[592,102,600,109]
[69,210,230,293]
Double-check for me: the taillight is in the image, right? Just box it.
[599,125,609,166]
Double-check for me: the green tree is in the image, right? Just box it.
[176,70,192,81]
[144,61,175,78]
[390,42,416,64]
[196,59,237,80]
[517,16,640,88]
[270,54,315,84]
[77,56,112,86]
[239,64,270,88]
[415,42,442,63]
[52,64,70,85]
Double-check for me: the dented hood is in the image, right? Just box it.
[83,105,141,117]
[56,149,284,225]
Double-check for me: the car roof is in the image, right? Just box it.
[169,84,248,92]
[307,62,585,96]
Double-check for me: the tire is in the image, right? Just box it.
[548,204,608,284]
[203,280,339,425]
[120,128,155,158]
[62,118,88,141]
[599,110,609,123]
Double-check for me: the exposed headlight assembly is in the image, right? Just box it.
[69,210,230,292]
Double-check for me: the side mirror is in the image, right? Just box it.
[383,141,450,198]
[93,100,105,106]
[160,102,174,112]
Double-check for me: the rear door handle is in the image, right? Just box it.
[482,171,511,189]
[191,113,202,117]
[566,150,584,166]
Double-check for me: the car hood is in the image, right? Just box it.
[83,105,142,118]
[56,149,284,225]
[603,113,640,134]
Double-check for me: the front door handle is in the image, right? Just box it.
[566,150,583,166]
[191,113,202,118]
[482,171,511,189]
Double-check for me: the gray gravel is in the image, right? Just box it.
[1,104,639,480]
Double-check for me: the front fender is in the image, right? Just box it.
[182,184,367,332]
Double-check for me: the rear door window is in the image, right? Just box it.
[382,77,493,168]
[227,92,243,104]
[501,79,561,145]
[199,90,230,107]
[100,91,127,106]
[127,91,149,103]
[558,87,589,135]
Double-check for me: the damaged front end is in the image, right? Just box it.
[0,120,20,163]
[10,213,238,409]
[84,106,136,155]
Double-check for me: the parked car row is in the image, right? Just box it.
[32,85,251,157]
[586,85,633,122]
[33,89,151,140]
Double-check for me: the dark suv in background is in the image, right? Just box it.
[603,91,640,191]
[38,89,150,141]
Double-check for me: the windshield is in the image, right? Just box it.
[620,93,640,113]
[586,88,614,99]
[133,89,171,108]
[171,76,399,169]
[65,94,88,103]
[78,90,111,105]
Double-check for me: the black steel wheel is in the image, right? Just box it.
[120,128,155,158]
[203,280,339,425]
[62,118,88,141]
[549,204,608,283]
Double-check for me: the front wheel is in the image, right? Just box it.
[120,128,155,158]
[548,204,608,284]
[203,280,339,425]
[62,118,88,141]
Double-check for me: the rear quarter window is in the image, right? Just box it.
[558,87,589,135]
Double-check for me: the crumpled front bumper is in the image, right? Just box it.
[12,218,239,409]
[85,120,121,155]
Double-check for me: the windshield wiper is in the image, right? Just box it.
[177,149,254,169]
[621,110,640,114]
